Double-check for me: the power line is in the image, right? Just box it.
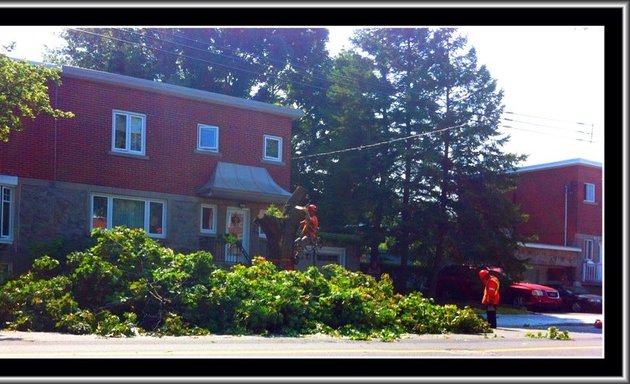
[504,110,592,126]
[500,125,597,143]
[293,123,467,160]
[501,117,592,134]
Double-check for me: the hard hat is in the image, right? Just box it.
[307,204,317,213]
[479,269,489,279]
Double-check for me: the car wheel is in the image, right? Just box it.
[512,295,525,308]
[571,302,582,312]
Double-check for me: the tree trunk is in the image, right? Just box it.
[254,186,308,270]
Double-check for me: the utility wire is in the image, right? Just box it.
[501,117,592,134]
[505,110,592,126]
[293,123,467,160]
[67,28,331,92]
[501,125,598,143]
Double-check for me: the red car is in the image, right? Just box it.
[435,264,563,312]
[505,282,562,311]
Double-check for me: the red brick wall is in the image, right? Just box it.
[508,164,602,245]
[1,74,293,195]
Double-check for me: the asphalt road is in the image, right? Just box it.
[0,313,603,359]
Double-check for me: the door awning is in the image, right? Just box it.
[198,162,291,204]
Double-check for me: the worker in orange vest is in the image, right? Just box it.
[479,269,500,328]
[295,204,319,242]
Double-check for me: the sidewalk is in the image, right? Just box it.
[492,312,602,328]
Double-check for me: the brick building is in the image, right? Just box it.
[1,65,311,275]
[507,158,603,293]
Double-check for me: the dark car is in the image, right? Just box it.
[546,284,602,313]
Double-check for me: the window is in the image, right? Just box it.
[198,124,219,152]
[263,135,282,162]
[584,183,595,203]
[91,194,165,237]
[112,110,146,155]
[584,239,594,261]
[0,186,13,241]
[200,204,217,234]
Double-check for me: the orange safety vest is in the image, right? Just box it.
[482,275,500,305]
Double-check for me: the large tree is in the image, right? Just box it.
[46,27,330,102]
[310,51,398,265]
[0,52,74,142]
[348,28,529,294]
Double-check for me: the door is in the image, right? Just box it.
[225,207,250,264]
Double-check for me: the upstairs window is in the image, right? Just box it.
[263,135,282,162]
[198,124,219,152]
[112,110,146,155]
[584,183,595,203]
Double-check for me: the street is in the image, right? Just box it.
[0,313,603,359]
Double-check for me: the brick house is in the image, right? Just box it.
[507,158,603,293]
[1,65,315,276]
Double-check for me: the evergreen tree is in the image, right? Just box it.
[351,28,528,293]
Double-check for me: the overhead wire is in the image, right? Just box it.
[292,123,468,160]
[62,28,599,147]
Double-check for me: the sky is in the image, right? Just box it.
[0,26,605,168]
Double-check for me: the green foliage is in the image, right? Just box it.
[0,270,77,332]
[0,54,74,142]
[0,228,490,340]
[265,204,286,219]
[525,326,571,340]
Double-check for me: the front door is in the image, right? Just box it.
[225,207,249,264]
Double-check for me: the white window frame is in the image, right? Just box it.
[112,110,146,156]
[197,124,219,152]
[0,184,15,243]
[200,204,217,234]
[584,183,595,203]
[584,239,594,261]
[263,135,282,162]
[91,194,166,238]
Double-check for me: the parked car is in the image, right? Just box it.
[504,282,562,312]
[435,264,562,312]
[546,284,602,313]
[435,264,508,303]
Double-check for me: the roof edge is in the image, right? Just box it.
[514,158,602,173]
[61,65,304,120]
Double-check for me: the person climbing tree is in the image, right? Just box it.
[295,204,319,243]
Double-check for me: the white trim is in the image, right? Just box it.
[584,239,594,261]
[200,204,218,234]
[0,185,14,242]
[514,158,602,173]
[0,175,18,186]
[225,207,250,264]
[521,242,582,252]
[584,182,596,203]
[90,193,166,238]
[263,135,283,162]
[197,124,219,152]
[318,246,347,267]
[111,110,146,156]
